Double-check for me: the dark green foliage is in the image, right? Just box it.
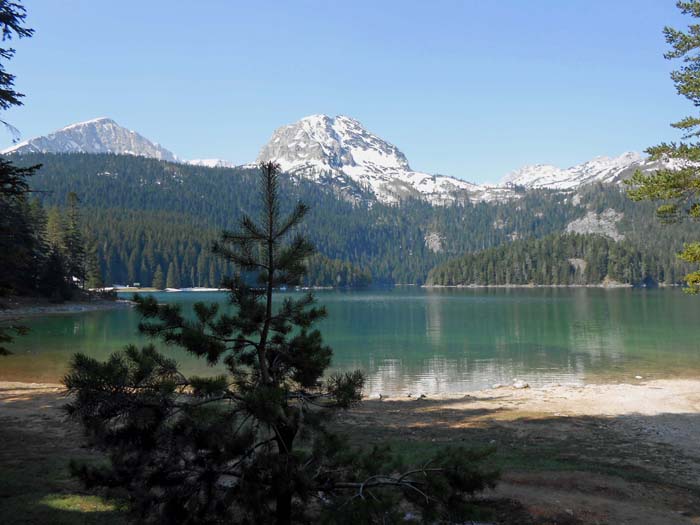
[165,261,179,289]
[151,264,165,289]
[38,246,72,301]
[16,152,600,287]
[85,243,104,289]
[64,162,498,524]
[626,0,700,292]
[0,159,42,295]
[0,319,27,355]
[427,232,683,287]
[15,151,700,289]
[0,0,33,133]
[63,192,86,287]
[0,0,35,354]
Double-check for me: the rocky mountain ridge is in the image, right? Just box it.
[1,115,668,205]
[1,117,178,162]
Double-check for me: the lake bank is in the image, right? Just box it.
[422,282,681,289]
[0,297,134,320]
[3,378,700,524]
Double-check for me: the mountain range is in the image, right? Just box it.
[1,115,665,204]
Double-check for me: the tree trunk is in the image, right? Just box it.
[275,423,296,525]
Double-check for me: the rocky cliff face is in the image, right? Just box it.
[566,209,625,241]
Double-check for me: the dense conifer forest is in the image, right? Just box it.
[426,232,691,286]
[12,152,699,288]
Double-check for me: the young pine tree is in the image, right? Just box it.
[64,162,497,524]
[627,0,700,292]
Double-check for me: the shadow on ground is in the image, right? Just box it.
[0,386,127,525]
[333,396,700,524]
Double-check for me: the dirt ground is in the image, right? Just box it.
[336,379,700,524]
[3,380,700,524]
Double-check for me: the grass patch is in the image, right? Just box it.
[0,400,129,525]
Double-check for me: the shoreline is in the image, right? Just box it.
[5,376,699,418]
[0,298,134,320]
[422,282,681,289]
[6,376,700,462]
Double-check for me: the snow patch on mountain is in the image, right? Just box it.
[503,152,645,190]
[2,114,682,208]
[188,158,237,168]
[2,117,178,162]
[256,114,494,205]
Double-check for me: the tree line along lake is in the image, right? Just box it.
[3,287,700,396]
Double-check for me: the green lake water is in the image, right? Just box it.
[3,287,700,395]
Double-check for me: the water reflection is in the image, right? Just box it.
[3,288,700,395]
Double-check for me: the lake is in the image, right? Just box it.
[3,287,700,395]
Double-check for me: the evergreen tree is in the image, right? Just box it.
[85,243,103,289]
[151,264,165,289]
[38,246,70,302]
[63,192,86,287]
[165,261,179,288]
[627,0,700,292]
[0,0,38,354]
[0,1,34,133]
[64,162,497,524]
[45,207,65,251]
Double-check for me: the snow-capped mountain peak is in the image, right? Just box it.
[256,114,484,204]
[187,158,237,168]
[2,117,178,162]
[1,114,668,206]
[503,151,645,189]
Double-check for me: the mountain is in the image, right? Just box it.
[501,152,663,190]
[1,114,672,204]
[256,114,511,205]
[16,152,697,288]
[1,117,178,162]
[187,158,237,168]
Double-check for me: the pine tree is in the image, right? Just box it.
[38,246,70,302]
[45,207,65,252]
[63,192,86,288]
[85,243,104,289]
[64,162,497,524]
[165,261,179,288]
[627,0,700,292]
[0,1,33,134]
[151,264,164,289]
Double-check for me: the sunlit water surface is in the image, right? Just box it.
[3,288,700,395]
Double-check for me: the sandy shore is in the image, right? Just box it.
[361,379,700,457]
[4,379,700,523]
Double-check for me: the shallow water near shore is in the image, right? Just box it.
[3,287,700,395]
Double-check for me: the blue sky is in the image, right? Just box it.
[0,0,693,183]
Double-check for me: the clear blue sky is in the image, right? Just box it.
[0,0,693,183]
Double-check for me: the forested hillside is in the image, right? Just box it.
[18,153,586,286]
[426,232,693,286]
[12,153,696,287]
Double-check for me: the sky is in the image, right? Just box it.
[0,0,694,184]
